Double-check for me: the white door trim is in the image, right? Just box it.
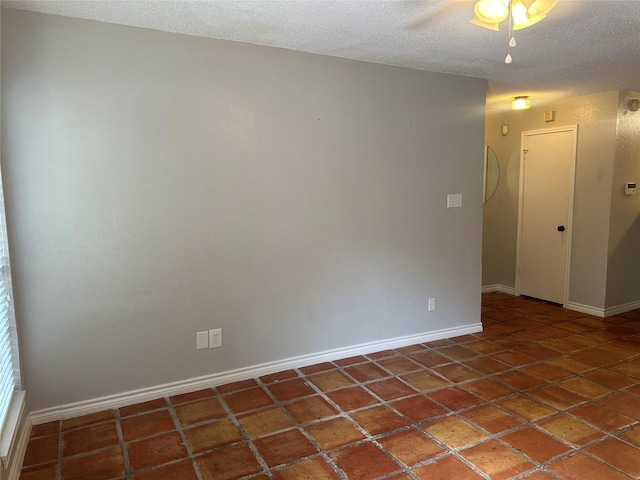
[515,125,578,307]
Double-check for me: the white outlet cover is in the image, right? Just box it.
[209,328,222,348]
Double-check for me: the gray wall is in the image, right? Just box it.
[2,10,486,411]
[605,91,640,308]
[483,91,620,309]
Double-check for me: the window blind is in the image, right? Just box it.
[0,171,21,436]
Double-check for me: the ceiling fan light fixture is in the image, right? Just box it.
[511,1,529,25]
[473,0,509,24]
[526,0,558,18]
[513,13,546,30]
[470,0,557,30]
[512,96,531,110]
[470,15,500,31]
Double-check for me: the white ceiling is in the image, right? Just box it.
[4,0,640,107]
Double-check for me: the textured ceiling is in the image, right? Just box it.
[4,0,640,107]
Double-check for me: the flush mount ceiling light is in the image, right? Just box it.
[512,96,531,110]
[471,0,558,63]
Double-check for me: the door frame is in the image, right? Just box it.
[515,125,578,307]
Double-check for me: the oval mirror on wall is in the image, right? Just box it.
[483,145,500,203]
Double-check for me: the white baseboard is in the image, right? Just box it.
[566,301,605,317]
[482,284,516,295]
[30,322,482,425]
[566,300,640,318]
[604,300,640,318]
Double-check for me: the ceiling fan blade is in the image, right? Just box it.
[470,15,500,31]
[406,1,466,29]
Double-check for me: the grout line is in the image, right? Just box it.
[261,370,350,479]
[216,383,272,476]
[113,408,133,480]
[166,397,205,480]
[56,419,63,480]
[295,369,416,479]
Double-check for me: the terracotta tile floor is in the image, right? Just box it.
[21,293,640,479]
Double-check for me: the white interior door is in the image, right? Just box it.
[517,126,577,305]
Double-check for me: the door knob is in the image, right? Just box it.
[557,226,565,232]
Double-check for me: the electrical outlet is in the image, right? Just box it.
[196,331,209,350]
[209,328,222,348]
[428,298,435,311]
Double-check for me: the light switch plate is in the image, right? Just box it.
[196,331,209,350]
[447,194,462,208]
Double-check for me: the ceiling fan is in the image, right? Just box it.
[410,0,558,31]
[409,0,558,63]
[471,0,558,31]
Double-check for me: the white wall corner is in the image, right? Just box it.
[482,284,517,295]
